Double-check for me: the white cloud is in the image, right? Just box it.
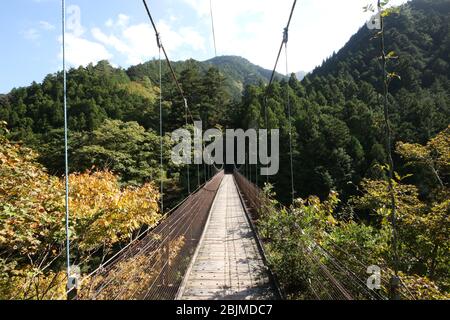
[59,5,113,67]
[105,18,114,28]
[63,33,113,67]
[23,21,55,45]
[117,14,130,28]
[23,28,40,41]
[60,0,410,72]
[92,21,156,65]
[92,14,206,65]
[156,20,199,53]
[39,21,55,31]
[182,0,410,73]
[179,27,205,51]
[120,23,157,64]
[104,14,130,29]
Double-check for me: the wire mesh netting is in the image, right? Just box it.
[74,171,224,300]
[233,171,261,218]
[233,171,398,301]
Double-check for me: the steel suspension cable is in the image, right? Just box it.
[264,0,298,192]
[377,0,400,299]
[184,98,191,194]
[84,190,202,295]
[61,0,71,292]
[64,148,215,299]
[142,0,196,194]
[209,0,218,57]
[285,41,295,203]
[267,0,297,89]
[64,0,305,298]
[315,243,386,300]
[264,97,269,185]
[87,174,222,300]
[159,45,164,213]
[142,1,186,104]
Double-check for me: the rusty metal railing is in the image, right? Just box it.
[232,171,390,300]
[233,171,284,299]
[74,171,224,300]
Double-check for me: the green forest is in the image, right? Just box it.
[0,0,449,299]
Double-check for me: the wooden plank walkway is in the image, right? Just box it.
[177,174,275,300]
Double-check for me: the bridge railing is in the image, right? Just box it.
[233,171,285,299]
[232,171,394,300]
[75,171,224,300]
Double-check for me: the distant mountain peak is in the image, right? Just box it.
[202,55,285,97]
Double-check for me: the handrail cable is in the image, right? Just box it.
[267,0,297,89]
[142,0,196,125]
[158,43,164,213]
[264,0,297,190]
[234,171,413,300]
[142,0,194,193]
[285,38,295,203]
[64,176,213,298]
[61,0,71,293]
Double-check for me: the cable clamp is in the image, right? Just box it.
[156,32,162,48]
[283,27,289,44]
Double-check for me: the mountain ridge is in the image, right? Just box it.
[126,55,285,99]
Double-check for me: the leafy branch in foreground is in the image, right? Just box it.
[0,123,162,299]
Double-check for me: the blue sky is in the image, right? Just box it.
[0,0,409,93]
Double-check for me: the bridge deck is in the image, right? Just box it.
[178,174,275,300]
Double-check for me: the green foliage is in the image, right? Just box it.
[127,56,281,101]
[72,120,165,184]
[0,130,161,299]
[257,185,340,298]
[234,0,450,204]
[397,125,449,191]
[0,0,449,300]
[0,59,235,196]
[0,61,161,140]
[258,177,449,299]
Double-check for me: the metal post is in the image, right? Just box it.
[389,275,401,300]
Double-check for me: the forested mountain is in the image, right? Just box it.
[311,0,450,144]
[0,0,449,299]
[232,0,449,298]
[206,56,285,97]
[0,55,280,191]
[0,0,447,207]
[0,0,448,206]
[127,55,283,100]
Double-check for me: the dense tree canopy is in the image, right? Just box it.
[0,0,448,299]
[0,122,161,299]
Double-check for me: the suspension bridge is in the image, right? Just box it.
[68,167,407,301]
[68,170,277,300]
[59,0,412,301]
